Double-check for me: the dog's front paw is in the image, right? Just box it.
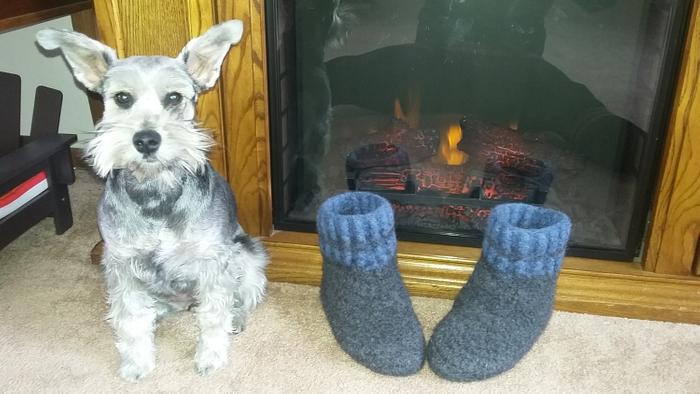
[231,320,246,335]
[119,358,155,382]
[195,347,228,375]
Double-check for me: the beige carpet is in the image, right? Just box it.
[1,168,699,393]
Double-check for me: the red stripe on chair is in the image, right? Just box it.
[0,171,48,208]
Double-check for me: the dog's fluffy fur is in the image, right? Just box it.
[36,21,268,382]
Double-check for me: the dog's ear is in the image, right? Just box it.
[36,29,117,92]
[177,20,244,91]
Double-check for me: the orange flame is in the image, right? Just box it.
[392,94,466,165]
[436,124,469,165]
[393,95,420,128]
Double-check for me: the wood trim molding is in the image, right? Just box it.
[264,231,700,324]
[185,0,229,180]
[216,0,273,237]
[645,0,700,275]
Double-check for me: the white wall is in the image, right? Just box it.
[0,17,95,145]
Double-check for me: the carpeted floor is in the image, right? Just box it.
[1,168,699,393]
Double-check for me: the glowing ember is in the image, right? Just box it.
[372,118,440,162]
[345,143,411,192]
[391,202,491,231]
[355,168,409,191]
[413,163,477,195]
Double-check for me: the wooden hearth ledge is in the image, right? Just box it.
[91,231,700,325]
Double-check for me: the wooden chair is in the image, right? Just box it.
[0,71,78,250]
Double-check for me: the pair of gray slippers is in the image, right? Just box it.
[317,192,571,381]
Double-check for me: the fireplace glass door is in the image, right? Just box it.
[266,0,691,260]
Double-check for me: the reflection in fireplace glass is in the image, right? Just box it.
[267,0,691,260]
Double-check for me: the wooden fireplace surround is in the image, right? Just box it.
[84,0,700,324]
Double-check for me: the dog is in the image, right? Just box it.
[36,20,268,382]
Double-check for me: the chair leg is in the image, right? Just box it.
[48,149,76,235]
[51,150,76,185]
[51,183,73,234]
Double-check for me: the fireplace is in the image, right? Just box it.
[266,0,691,261]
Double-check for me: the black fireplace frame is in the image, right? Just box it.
[265,0,693,261]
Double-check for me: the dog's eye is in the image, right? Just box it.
[164,92,183,106]
[114,92,133,109]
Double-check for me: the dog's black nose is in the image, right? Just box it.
[133,130,161,154]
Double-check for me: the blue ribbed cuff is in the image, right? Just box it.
[482,203,571,277]
[317,192,397,270]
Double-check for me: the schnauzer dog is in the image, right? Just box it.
[36,20,268,381]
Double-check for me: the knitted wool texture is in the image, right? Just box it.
[317,192,396,269]
[427,203,571,381]
[317,192,424,376]
[482,203,571,277]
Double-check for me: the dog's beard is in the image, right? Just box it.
[84,120,214,179]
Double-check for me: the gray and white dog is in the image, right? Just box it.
[36,21,268,381]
